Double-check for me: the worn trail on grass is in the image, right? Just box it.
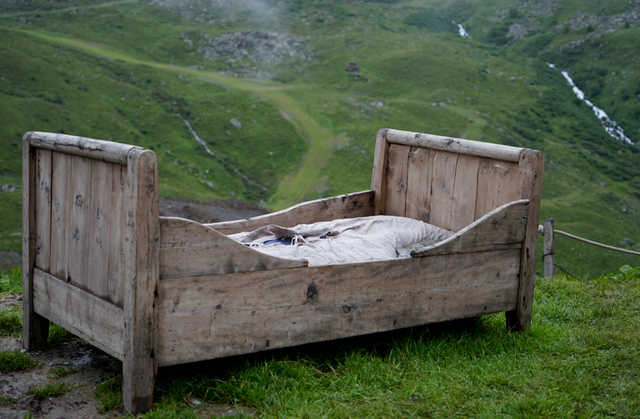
[4,28,336,210]
[0,0,137,17]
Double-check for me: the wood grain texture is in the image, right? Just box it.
[50,152,72,281]
[384,144,410,217]
[160,218,307,280]
[411,200,529,257]
[450,155,480,232]
[386,129,522,163]
[35,149,52,272]
[108,164,127,308]
[206,190,375,235]
[67,156,93,291]
[29,131,139,165]
[475,158,520,220]
[157,249,521,366]
[87,160,113,299]
[32,268,124,360]
[405,147,434,223]
[506,149,544,331]
[22,133,49,351]
[429,151,459,230]
[371,128,390,215]
[122,149,159,414]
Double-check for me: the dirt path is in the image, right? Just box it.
[1,27,338,211]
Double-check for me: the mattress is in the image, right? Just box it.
[228,216,454,267]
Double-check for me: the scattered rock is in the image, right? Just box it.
[230,118,242,129]
[0,184,20,194]
[510,77,517,81]
[345,61,359,72]
[621,238,632,245]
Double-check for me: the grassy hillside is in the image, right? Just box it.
[0,0,639,277]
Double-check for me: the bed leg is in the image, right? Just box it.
[22,133,50,351]
[122,149,160,414]
[506,149,543,332]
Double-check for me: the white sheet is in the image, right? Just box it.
[227,216,454,267]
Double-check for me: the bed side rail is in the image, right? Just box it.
[160,217,308,279]
[23,131,159,413]
[206,190,375,235]
[411,199,529,257]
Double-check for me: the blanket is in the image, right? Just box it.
[228,216,454,267]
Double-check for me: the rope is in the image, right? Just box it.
[539,226,640,256]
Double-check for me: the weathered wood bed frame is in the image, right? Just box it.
[22,129,543,413]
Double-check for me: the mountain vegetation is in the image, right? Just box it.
[1,0,639,277]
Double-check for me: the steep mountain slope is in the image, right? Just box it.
[0,0,638,277]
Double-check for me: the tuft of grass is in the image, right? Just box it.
[28,382,72,399]
[0,268,21,294]
[0,395,16,406]
[0,306,22,337]
[47,322,71,345]
[94,372,124,413]
[48,365,76,379]
[0,349,39,373]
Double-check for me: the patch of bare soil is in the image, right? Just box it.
[159,196,269,224]
[1,294,254,418]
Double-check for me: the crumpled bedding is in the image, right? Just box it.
[227,215,454,267]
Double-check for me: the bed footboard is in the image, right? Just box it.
[22,132,159,413]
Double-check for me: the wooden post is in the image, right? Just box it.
[22,133,50,351]
[505,149,544,332]
[543,218,555,279]
[122,149,160,414]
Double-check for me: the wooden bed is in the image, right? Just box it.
[22,129,543,413]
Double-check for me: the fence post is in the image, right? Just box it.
[543,218,555,278]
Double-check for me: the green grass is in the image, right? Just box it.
[48,365,76,379]
[28,382,73,399]
[94,370,124,413]
[124,265,640,418]
[0,267,21,294]
[0,349,39,373]
[0,306,22,337]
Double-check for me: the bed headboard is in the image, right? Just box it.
[22,131,159,412]
[372,128,544,232]
[372,128,544,332]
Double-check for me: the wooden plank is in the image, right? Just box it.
[67,156,93,290]
[87,160,113,299]
[50,152,72,281]
[450,155,480,232]
[429,151,458,231]
[32,268,124,360]
[207,190,375,235]
[160,218,308,280]
[475,158,520,220]
[35,149,52,272]
[384,144,410,217]
[405,147,434,223]
[122,149,160,414]
[371,128,390,215]
[506,149,544,331]
[108,164,127,307]
[411,200,529,257]
[157,249,521,366]
[543,218,555,279]
[22,133,49,351]
[386,129,522,163]
[29,131,139,165]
